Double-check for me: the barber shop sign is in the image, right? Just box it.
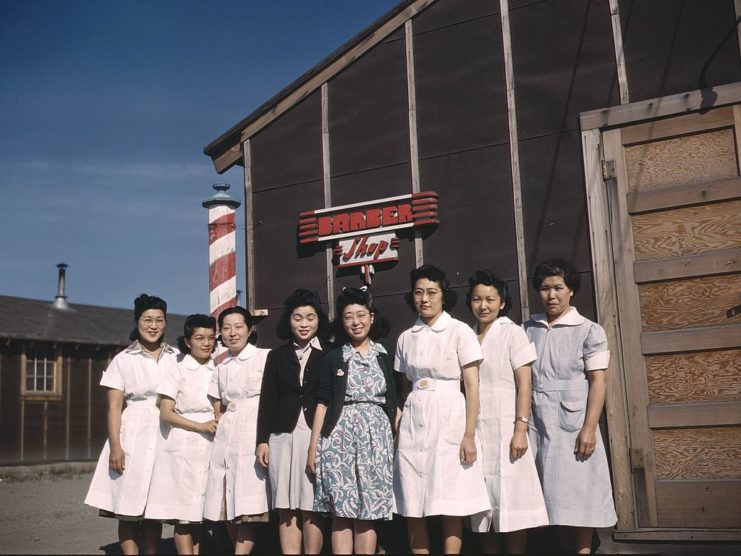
[298,191,439,284]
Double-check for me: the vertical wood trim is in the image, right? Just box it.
[243,139,256,312]
[20,399,24,462]
[65,355,70,461]
[733,105,741,169]
[87,356,92,459]
[322,82,336,318]
[735,0,741,63]
[582,129,637,530]
[405,19,424,267]
[603,128,658,526]
[608,0,630,104]
[43,399,48,460]
[499,0,530,321]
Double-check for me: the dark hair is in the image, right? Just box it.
[129,293,168,342]
[332,287,389,345]
[217,306,257,346]
[465,270,512,317]
[531,258,581,293]
[177,314,216,354]
[404,264,457,311]
[276,289,330,341]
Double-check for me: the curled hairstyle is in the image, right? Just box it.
[531,258,581,293]
[333,287,389,345]
[217,306,258,346]
[465,270,512,317]
[129,293,168,342]
[177,313,216,354]
[404,264,457,311]
[276,289,330,342]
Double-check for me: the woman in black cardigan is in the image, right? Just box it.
[256,289,332,554]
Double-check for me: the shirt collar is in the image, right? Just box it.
[531,306,584,328]
[125,340,176,354]
[293,336,322,352]
[182,353,216,371]
[226,343,257,362]
[341,340,387,362]
[473,316,513,334]
[411,310,452,333]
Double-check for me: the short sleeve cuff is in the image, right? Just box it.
[99,372,124,390]
[586,350,610,371]
[511,342,537,370]
[157,382,178,400]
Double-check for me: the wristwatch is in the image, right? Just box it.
[514,416,530,424]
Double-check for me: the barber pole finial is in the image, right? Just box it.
[202,184,241,322]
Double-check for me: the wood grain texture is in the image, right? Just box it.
[625,128,737,193]
[648,401,741,429]
[655,479,741,528]
[632,200,741,261]
[634,249,740,284]
[646,350,741,404]
[639,274,741,331]
[621,107,733,146]
[641,325,741,354]
[653,428,741,480]
[627,176,741,215]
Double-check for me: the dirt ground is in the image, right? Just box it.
[0,465,739,555]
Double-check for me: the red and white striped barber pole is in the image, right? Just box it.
[202,184,241,360]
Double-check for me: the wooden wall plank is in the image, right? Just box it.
[641,324,741,354]
[648,401,741,429]
[654,428,741,480]
[614,529,741,542]
[634,249,741,284]
[620,107,733,145]
[646,350,741,404]
[655,479,741,528]
[632,200,741,261]
[627,176,741,215]
[639,274,741,331]
[624,128,737,193]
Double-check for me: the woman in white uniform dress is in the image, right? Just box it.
[145,314,218,554]
[466,271,548,554]
[85,294,178,555]
[203,306,270,555]
[394,265,490,554]
[524,259,617,554]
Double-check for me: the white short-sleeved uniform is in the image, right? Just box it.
[393,311,490,517]
[84,342,178,517]
[203,344,270,521]
[145,354,216,522]
[524,307,617,527]
[470,317,549,533]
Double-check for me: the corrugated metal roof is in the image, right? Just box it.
[0,295,187,347]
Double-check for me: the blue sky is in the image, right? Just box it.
[0,0,399,315]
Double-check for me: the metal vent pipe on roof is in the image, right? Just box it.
[53,262,70,310]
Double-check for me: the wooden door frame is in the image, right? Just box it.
[580,81,741,540]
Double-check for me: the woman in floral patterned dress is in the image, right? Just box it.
[306,288,399,555]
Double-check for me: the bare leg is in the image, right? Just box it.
[174,524,194,555]
[301,510,324,554]
[278,510,302,554]
[234,522,258,555]
[503,529,527,555]
[406,517,430,554]
[441,515,462,554]
[481,531,502,554]
[353,519,377,555]
[140,520,162,555]
[118,521,139,555]
[331,517,354,555]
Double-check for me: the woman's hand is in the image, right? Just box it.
[199,419,218,435]
[109,444,125,474]
[509,430,528,462]
[460,434,477,464]
[575,426,596,461]
[256,443,270,468]
[306,444,317,476]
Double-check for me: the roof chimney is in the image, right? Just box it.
[53,263,70,310]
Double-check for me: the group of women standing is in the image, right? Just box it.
[85,258,616,555]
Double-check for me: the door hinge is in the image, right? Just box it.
[630,447,645,470]
[603,159,617,180]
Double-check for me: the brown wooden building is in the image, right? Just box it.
[203,0,741,541]
[0,294,185,466]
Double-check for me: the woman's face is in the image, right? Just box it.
[413,278,444,321]
[539,275,573,321]
[220,313,251,354]
[185,327,216,363]
[469,284,505,327]
[137,309,166,345]
[290,305,319,346]
[342,303,374,345]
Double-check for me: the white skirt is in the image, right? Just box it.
[268,414,315,512]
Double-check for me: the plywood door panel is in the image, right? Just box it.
[603,102,741,535]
